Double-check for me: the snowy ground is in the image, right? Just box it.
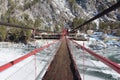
[0,40,61,80]
[68,40,120,80]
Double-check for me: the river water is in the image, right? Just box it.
[68,40,120,80]
[95,46,120,63]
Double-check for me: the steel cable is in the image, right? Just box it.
[71,1,120,32]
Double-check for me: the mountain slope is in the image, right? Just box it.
[0,0,120,34]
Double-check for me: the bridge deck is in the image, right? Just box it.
[42,37,81,80]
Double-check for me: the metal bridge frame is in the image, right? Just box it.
[0,40,59,72]
[71,40,120,74]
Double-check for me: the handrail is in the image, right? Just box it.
[71,40,120,74]
[0,40,59,72]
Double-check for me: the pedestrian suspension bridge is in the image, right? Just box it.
[0,1,120,80]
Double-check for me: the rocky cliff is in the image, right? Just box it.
[0,0,120,30]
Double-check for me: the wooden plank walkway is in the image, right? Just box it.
[42,37,81,80]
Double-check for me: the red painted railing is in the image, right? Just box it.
[71,40,120,74]
[0,40,59,72]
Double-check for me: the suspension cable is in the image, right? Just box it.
[0,21,33,30]
[71,1,120,32]
[0,21,53,33]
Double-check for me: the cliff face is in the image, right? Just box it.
[0,0,120,30]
